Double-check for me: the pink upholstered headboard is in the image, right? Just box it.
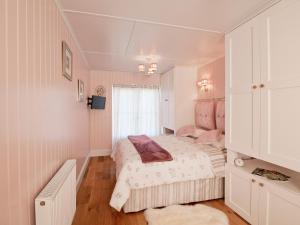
[195,101,216,130]
[194,99,225,133]
[215,100,225,134]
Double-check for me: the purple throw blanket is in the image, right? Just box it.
[128,135,173,163]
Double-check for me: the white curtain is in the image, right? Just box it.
[112,85,160,145]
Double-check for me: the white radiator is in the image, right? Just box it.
[35,160,77,225]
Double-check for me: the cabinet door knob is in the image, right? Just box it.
[251,179,256,183]
[259,183,264,187]
[252,85,257,89]
[260,84,265,88]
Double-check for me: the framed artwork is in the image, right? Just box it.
[62,41,73,81]
[78,80,84,102]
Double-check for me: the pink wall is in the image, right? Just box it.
[197,57,225,99]
[90,71,160,150]
[0,0,90,224]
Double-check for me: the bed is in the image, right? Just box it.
[110,100,226,212]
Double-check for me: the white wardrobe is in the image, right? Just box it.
[225,0,300,224]
[160,66,197,133]
[226,0,300,172]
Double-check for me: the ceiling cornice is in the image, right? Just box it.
[53,0,90,69]
[225,0,282,34]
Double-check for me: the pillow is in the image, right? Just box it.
[176,125,206,138]
[195,101,216,130]
[210,134,225,150]
[194,130,222,145]
[176,125,195,137]
[194,128,207,137]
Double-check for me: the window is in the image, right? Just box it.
[112,85,160,145]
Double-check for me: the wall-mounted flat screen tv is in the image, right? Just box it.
[91,95,106,109]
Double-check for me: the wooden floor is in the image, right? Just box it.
[72,156,249,225]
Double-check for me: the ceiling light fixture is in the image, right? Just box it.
[138,63,158,75]
[138,64,145,72]
[150,63,157,72]
[147,69,155,75]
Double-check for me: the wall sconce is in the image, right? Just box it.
[197,79,209,92]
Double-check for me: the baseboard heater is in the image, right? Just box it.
[35,160,76,225]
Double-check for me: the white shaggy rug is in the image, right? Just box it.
[144,204,229,225]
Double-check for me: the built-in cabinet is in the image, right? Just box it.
[226,0,300,172]
[225,16,260,158]
[226,160,300,225]
[160,66,197,133]
[226,0,300,224]
[160,69,174,131]
[259,0,300,174]
[225,163,258,224]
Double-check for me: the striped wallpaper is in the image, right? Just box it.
[89,70,160,150]
[197,57,225,100]
[0,0,90,224]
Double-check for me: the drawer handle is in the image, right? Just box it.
[252,85,257,89]
[259,183,264,187]
[251,179,256,183]
[260,84,265,88]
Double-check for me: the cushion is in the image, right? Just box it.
[210,134,225,150]
[176,125,206,138]
[194,129,221,144]
[195,101,216,130]
[176,125,195,137]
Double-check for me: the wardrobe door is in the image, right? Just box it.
[225,19,260,157]
[160,71,170,130]
[260,0,300,172]
[225,165,259,224]
[168,71,175,131]
[258,182,300,225]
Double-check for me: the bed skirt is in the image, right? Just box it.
[123,177,225,213]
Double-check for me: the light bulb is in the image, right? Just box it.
[138,64,145,72]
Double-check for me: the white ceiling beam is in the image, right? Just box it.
[82,50,225,68]
[82,50,188,62]
[125,22,136,56]
[62,9,223,34]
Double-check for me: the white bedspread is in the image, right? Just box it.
[110,135,225,211]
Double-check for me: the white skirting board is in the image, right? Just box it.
[76,149,112,192]
[89,149,112,157]
[76,154,90,192]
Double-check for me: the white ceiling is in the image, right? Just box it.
[57,0,279,74]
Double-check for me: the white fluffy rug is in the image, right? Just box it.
[144,204,229,225]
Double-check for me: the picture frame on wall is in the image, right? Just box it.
[78,80,84,102]
[62,41,73,81]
